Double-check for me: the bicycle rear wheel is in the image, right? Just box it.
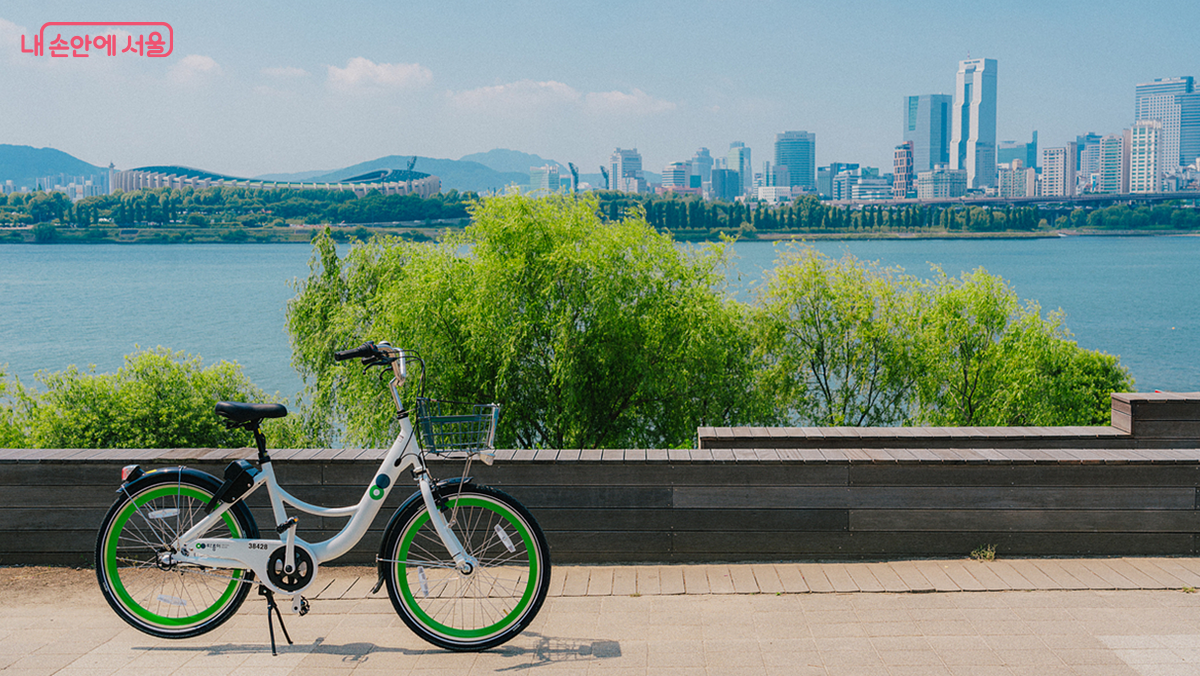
[95,469,257,638]
[382,483,550,651]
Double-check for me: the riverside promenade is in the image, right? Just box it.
[4,559,1200,676]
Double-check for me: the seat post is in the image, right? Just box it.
[252,423,271,463]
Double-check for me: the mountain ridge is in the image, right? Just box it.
[0,144,106,189]
[0,144,666,194]
[459,149,566,174]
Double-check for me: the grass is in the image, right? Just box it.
[970,544,997,562]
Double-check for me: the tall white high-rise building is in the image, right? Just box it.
[1134,77,1200,170]
[997,159,1034,198]
[1040,143,1077,197]
[610,148,646,193]
[662,161,690,189]
[916,165,967,199]
[1129,120,1164,193]
[951,58,998,189]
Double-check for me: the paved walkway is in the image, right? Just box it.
[309,558,1200,600]
[4,561,1200,675]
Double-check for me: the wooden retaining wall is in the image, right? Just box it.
[2,393,1198,566]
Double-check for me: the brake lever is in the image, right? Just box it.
[360,356,395,374]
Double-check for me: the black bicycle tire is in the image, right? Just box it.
[381,483,551,651]
[94,469,257,638]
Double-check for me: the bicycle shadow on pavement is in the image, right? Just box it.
[132,632,622,669]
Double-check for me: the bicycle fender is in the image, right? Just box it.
[373,477,473,590]
[117,466,261,539]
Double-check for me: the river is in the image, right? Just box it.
[1,236,1197,398]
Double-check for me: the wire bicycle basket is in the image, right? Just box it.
[413,397,500,461]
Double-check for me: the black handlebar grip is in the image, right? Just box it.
[334,341,376,362]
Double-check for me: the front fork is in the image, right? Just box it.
[417,473,478,574]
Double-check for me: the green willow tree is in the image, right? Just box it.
[755,249,922,426]
[918,269,1133,426]
[754,247,1133,427]
[287,192,771,449]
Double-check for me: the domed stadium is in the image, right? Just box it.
[110,165,440,198]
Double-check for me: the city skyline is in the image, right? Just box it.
[2,1,1198,179]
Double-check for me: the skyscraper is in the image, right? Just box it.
[726,142,752,196]
[893,142,914,198]
[710,168,740,202]
[1134,76,1200,170]
[1129,120,1164,193]
[774,131,817,191]
[951,58,998,189]
[610,148,646,193]
[997,159,1032,198]
[916,165,967,199]
[1097,134,1127,194]
[691,148,713,186]
[662,161,690,189]
[1075,132,1104,177]
[903,94,952,173]
[529,165,560,193]
[1040,143,1077,197]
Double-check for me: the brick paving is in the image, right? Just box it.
[3,561,1200,675]
[305,558,1200,601]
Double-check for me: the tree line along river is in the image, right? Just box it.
[1,236,1196,401]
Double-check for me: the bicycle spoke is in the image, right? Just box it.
[98,476,254,638]
[388,487,547,649]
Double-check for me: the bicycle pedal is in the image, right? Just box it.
[292,594,310,616]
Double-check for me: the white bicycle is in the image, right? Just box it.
[94,341,550,653]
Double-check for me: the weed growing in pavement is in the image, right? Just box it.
[970,544,997,562]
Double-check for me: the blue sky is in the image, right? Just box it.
[2,0,1196,178]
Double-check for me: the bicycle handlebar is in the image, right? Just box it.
[334,342,379,362]
[335,341,411,394]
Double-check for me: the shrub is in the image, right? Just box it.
[0,348,329,449]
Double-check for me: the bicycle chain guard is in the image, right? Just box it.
[267,545,315,592]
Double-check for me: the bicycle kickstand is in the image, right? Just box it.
[259,586,293,656]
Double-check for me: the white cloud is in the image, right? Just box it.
[262,66,308,78]
[326,57,432,90]
[0,17,30,62]
[450,79,581,111]
[169,54,222,84]
[449,79,676,120]
[585,88,676,116]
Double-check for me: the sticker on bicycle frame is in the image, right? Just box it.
[369,474,390,500]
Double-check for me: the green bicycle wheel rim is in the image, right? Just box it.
[103,484,245,628]
[396,495,540,640]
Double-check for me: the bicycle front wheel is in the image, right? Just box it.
[95,469,257,638]
[382,483,550,651]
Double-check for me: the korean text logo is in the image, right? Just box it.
[20,22,174,58]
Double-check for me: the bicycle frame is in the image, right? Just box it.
[166,357,476,597]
